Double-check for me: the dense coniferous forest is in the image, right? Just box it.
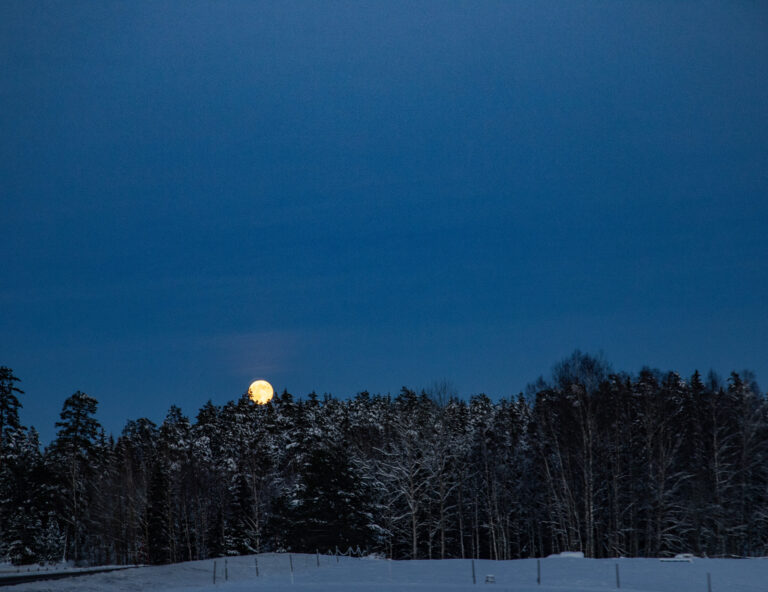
[1,353,766,566]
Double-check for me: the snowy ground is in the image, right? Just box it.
[5,553,767,592]
[0,563,130,585]
[0,564,125,576]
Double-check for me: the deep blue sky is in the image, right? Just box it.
[2,2,767,443]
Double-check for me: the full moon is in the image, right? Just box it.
[248,379,274,405]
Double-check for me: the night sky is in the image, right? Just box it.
[2,2,767,443]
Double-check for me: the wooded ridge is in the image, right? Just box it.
[1,353,765,565]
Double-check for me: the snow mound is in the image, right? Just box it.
[660,553,695,562]
[547,551,585,558]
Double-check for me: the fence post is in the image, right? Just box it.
[225,558,228,581]
[537,559,541,585]
[472,559,476,585]
[336,546,339,563]
[290,553,294,584]
[615,563,620,588]
[213,560,216,585]
[707,572,712,592]
[316,549,320,567]
[255,556,259,577]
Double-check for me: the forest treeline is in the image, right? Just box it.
[1,352,766,566]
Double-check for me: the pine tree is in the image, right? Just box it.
[0,368,43,564]
[158,405,192,562]
[0,367,23,561]
[48,391,101,563]
[114,418,159,564]
[88,430,119,565]
[146,460,171,564]
[2,429,44,564]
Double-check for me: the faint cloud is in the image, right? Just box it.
[200,330,306,377]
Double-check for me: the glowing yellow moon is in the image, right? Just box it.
[248,380,274,405]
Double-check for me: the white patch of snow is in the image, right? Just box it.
[547,551,585,558]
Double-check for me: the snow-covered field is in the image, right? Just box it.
[6,553,767,592]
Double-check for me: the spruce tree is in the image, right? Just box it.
[0,366,23,453]
[287,442,374,552]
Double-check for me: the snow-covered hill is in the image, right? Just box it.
[7,553,767,592]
